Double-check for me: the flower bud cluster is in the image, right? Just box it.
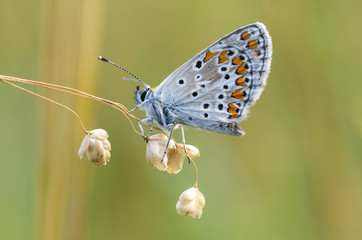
[146,134,200,174]
[78,129,111,166]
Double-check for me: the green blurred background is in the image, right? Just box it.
[1,0,362,239]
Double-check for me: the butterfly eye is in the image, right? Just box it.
[140,90,147,102]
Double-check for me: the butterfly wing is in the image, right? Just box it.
[154,22,272,136]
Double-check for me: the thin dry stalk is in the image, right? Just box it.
[0,74,197,184]
[0,75,165,136]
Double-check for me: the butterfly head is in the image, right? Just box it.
[135,85,153,105]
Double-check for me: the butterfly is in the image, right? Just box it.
[100,22,272,159]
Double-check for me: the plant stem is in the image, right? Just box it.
[1,79,89,133]
[176,144,199,188]
[0,75,165,136]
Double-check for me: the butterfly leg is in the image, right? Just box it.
[146,119,154,139]
[181,125,191,164]
[161,124,174,162]
[138,118,152,138]
[129,100,149,114]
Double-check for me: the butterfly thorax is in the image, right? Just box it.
[135,87,177,132]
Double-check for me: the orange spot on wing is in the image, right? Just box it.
[248,40,258,49]
[203,50,219,62]
[236,64,248,75]
[218,50,229,63]
[228,102,237,108]
[227,102,239,118]
[228,108,238,115]
[231,89,244,100]
[232,56,243,65]
[236,76,247,86]
[241,31,251,40]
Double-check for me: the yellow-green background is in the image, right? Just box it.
[1,0,361,239]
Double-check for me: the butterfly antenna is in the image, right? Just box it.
[98,56,149,88]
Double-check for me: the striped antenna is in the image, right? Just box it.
[98,56,149,88]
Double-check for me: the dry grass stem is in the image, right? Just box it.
[0,75,165,137]
[175,144,199,187]
[0,74,198,185]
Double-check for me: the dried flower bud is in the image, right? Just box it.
[176,187,205,219]
[180,143,200,159]
[146,134,200,174]
[164,148,184,174]
[166,143,200,174]
[146,134,175,171]
[78,129,111,166]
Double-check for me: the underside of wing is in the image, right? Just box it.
[154,22,272,135]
